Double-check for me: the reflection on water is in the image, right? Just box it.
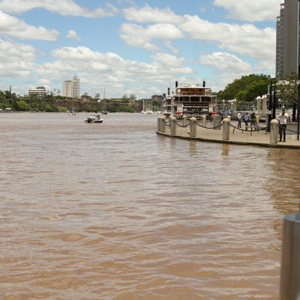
[0,113,299,299]
[221,144,230,156]
[267,149,300,214]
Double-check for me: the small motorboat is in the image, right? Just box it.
[85,114,103,123]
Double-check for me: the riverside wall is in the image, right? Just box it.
[156,115,300,149]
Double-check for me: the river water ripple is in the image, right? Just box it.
[0,113,299,299]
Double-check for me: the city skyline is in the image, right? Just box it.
[0,0,281,98]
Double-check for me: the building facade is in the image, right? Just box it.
[63,76,80,98]
[276,0,300,78]
[28,86,46,98]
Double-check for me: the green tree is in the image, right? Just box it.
[16,100,30,111]
[276,72,298,107]
[218,74,271,103]
[122,95,130,103]
[129,94,136,101]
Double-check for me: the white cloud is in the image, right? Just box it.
[123,4,183,24]
[164,40,179,55]
[34,78,52,90]
[201,52,252,73]
[0,38,36,62]
[0,0,118,17]
[213,0,282,22]
[49,46,193,79]
[120,6,275,64]
[180,15,275,61]
[120,24,159,51]
[200,52,270,92]
[66,30,82,41]
[0,61,34,78]
[119,6,277,96]
[30,46,194,97]
[0,39,36,78]
[120,23,184,51]
[151,53,185,68]
[0,11,59,41]
[52,47,121,64]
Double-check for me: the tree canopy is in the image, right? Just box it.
[218,74,272,103]
[276,72,298,107]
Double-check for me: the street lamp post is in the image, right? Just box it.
[267,81,273,132]
[272,81,276,120]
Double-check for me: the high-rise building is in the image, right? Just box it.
[71,76,80,98]
[63,80,72,97]
[63,76,80,98]
[276,0,300,79]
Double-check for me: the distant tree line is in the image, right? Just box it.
[0,91,152,113]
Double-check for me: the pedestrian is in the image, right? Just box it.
[250,112,256,127]
[244,112,249,130]
[278,108,289,142]
[237,111,242,129]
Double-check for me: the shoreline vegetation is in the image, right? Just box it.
[0,91,155,113]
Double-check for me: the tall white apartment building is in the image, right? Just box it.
[63,76,80,98]
[276,0,300,78]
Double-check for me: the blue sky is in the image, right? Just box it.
[0,0,282,98]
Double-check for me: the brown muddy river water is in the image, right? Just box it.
[0,112,299,299]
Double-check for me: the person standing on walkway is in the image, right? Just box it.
[278,108,289,142]
[250,112,256,127]
[237,111,242,129]
[244,112,249,130]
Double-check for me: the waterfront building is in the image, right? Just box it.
[63,80,72,98]
[28,86,46,98]
[63,76,80,99]
[276,0,300,79]
[162,81,217,118]
[151,95,163,102]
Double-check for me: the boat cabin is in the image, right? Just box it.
[162,82,217,118]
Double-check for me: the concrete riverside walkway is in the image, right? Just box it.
[156,116,300,149]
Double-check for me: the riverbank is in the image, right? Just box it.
[156,116,300,149]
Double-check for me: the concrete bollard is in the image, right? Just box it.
[157,116,166,133]
[182,115,188,127]
[170,116,176,136]
[202,115,207,127]
[280,214,300,300]
[161,116,166,133]
[270,119,278,145]
[222,118,230,140]
[212,114,221,130]
[157,116,162,132]
[189,117,197,138]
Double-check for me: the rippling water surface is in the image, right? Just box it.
[1,112,300,299]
